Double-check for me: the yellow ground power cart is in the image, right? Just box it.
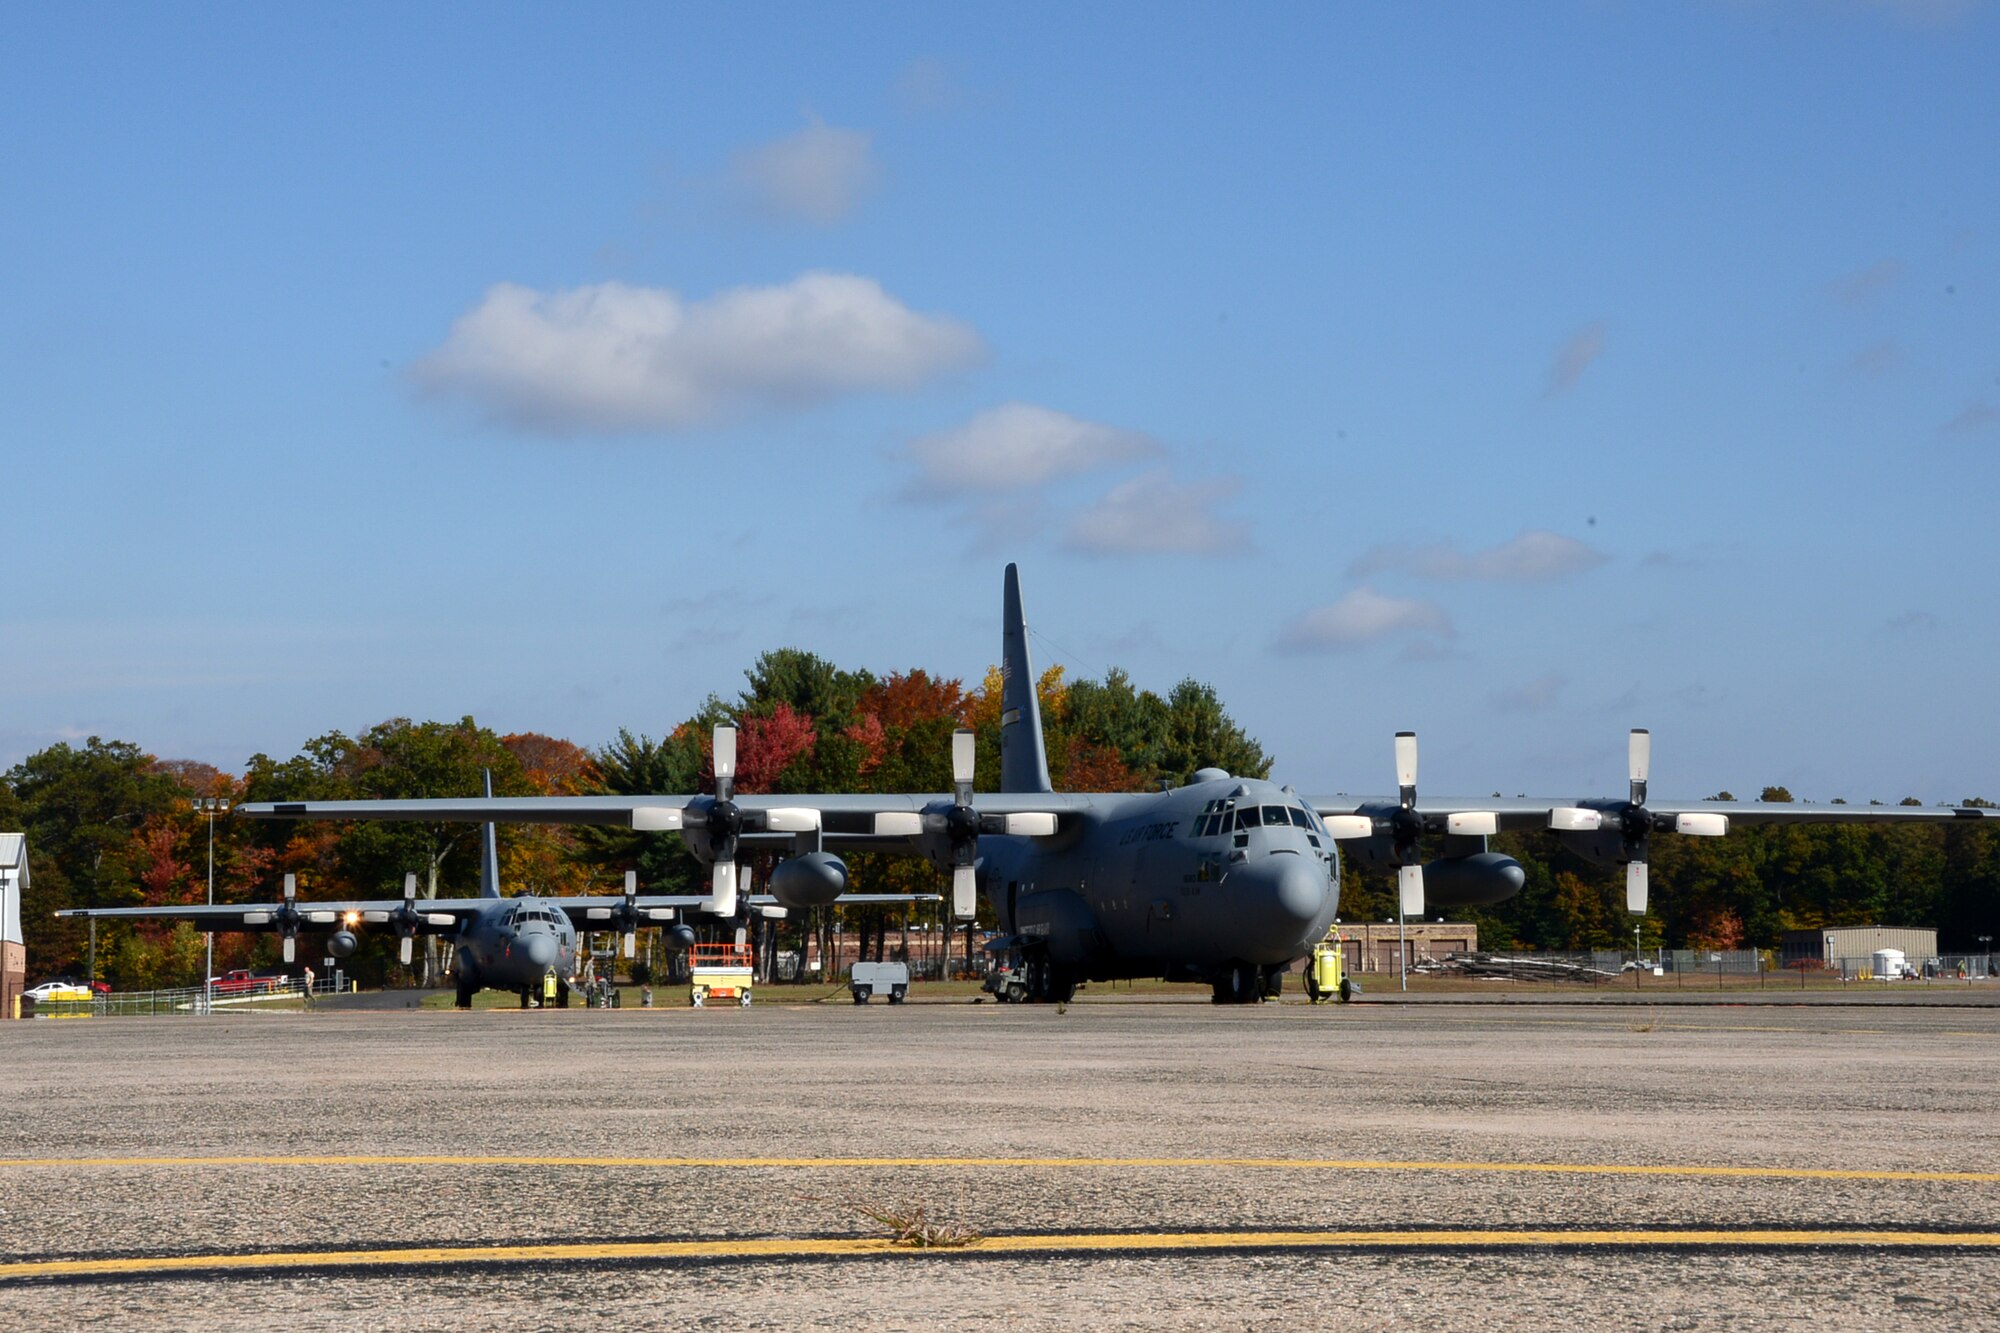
[1304,930,1355,1003]
[689,943,753,1008]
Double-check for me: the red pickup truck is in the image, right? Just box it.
[208,970,281,995]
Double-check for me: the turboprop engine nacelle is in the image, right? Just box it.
[327,930,359,958]
[769,852,848,910]
[1419,852,1528,908]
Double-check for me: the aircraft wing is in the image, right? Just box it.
[53,899,486,933]
[235,792,1095,834]
[1305,795,2000,834]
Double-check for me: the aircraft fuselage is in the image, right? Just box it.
[452,894,580,1000]
[974,776,1342,983]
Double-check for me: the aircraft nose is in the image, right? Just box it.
[1231,856,1332,961]
[523,934,557,968]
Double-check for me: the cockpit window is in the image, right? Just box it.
[1287,807,1313,829]
[1261,806,1289,827]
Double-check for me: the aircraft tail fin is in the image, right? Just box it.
[479,768,501,899]
[1000,563,1054,794]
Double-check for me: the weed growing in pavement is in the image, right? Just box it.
[800,1193,984,1249]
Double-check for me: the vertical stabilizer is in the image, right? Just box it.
[1000,563,1054,793]
[479,768,501,899]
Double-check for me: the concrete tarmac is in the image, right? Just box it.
[3,996,1997,1330]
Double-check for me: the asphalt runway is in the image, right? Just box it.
[4,996,1997,1330]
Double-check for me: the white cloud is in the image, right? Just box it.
[1349,530,1608,583]
[415,274,982,433]
[730,117,881,224]
[1276,588,1454,652]
[904,403,1160,495]
[1545,321,1607,396]
[1064,470,1250,556]
[1491,672,1568,714]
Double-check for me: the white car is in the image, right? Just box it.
[26,981,93,1002]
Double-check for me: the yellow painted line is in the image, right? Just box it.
[7,1229,2000,1280]
[1,1155,1995,1184]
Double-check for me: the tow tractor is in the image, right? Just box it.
[689,943,753,1008]
[1303,928,1357,1003]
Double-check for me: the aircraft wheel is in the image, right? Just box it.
[1048,969,1077,1004]
[519,989,532,1009]
[455,984,475,1009]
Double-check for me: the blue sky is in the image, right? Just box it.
[5,1,1997,803]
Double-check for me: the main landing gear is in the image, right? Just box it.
[1210,962,1283,1004]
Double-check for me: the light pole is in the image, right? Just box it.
[1980,936,1993,980]
[193,798,230,1013]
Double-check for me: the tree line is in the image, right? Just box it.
[5,647,1994,987]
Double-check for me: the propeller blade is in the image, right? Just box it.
[709,859,738,918]
[403,872,417,903]
[1394,731,1418,805]
[399,936,413,967]
[282,934,296,965]
[283,873,296,903]
[622,931,636,959]
[1625,860,1649,916]
[952,864,977,921]
[1397,863,1426,918]
[1001,812,1058,837]
[1676,812,1728,837]
[952,728,976,804]
[1629,728,1651,806]
[624,870,638,894]
[712,723,736,798]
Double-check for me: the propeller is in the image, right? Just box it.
[1621,728,1652,915]
[396,872,418,967]
[699,724,742,917]
[279,873,299,964]
[1544,729,1726,916]
[620,870,638,959]
[946,729,980,921]
[1391,732,1425,918]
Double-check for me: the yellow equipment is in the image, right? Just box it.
[1305,930,1353,1004]
[690,943,753,1008]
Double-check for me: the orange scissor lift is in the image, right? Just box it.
[689,942,754,1008]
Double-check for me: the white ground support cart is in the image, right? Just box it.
[850,961,909,1004]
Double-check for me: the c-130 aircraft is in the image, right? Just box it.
[232,565,2000,1005]
[59,774,919,1007]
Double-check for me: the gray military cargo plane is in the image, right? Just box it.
[231,565,2000,1004]
[59,774,920,1007]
